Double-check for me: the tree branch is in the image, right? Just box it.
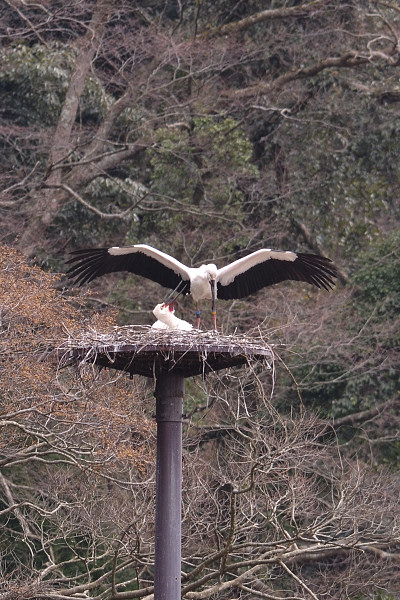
[234,52,369,98]
[46,0,111,178]
[331,399,396,428]
[44,183,141,220]
[203,0,326,38]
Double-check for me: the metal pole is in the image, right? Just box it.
[154,373,185,600]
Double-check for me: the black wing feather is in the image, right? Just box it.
[66,247,190,292]
[217,253,337,300]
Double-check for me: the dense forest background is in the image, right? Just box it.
[1,1,400,598]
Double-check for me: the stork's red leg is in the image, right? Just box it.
[211,290,217,331]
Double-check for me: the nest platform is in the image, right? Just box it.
[58,325,273,378]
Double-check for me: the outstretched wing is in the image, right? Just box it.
[216,249,337,300]
[66,244,191,292]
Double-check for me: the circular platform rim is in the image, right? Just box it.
[57,326,273,378]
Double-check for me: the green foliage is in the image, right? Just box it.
[272,79,400,256]
[149,125,195,199]
[142,115,257,245]
[193,115,256,172]
[148,115,257,206]
[352,229,400,324]
[0,43,109,125]
[113,106,147,142]
[0,43,69,125]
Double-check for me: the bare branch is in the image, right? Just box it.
[44,183,141,220]
[203,0,327,38]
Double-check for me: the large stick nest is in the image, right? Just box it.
[56,325,274,378]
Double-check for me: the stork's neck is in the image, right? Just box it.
[189,264,217,301]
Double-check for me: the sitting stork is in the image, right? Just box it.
[67,243,337,329]
[151,302,193,331]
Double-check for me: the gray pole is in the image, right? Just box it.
[154,373,185,600]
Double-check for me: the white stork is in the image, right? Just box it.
[152,302,193,331]
[67,243,337,329]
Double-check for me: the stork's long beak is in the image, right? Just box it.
[210,280,216,307]
[163,281,186,305]
[210,279,217,331]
